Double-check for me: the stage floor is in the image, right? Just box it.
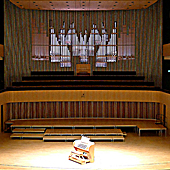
[0,132,170,170]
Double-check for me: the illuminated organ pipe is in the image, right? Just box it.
[60,25,70,56]
[87,24,95,56]
[49,21,119,66]
[96,27,108,56]
[72,28,80,56]
[50,28,60,56]
[107,28,117,56]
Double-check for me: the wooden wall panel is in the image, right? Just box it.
[2,90,170,134]
[163,43,170,57]
[4,90,161,103]
[0,106,1,132]
[0,44,4,57]
[6,101,161,120]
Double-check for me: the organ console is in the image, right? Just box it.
[68,136,95,165]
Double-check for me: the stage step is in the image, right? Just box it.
[13,81,154,86]
[43,135,125,142]
[44,128,124,136]
[12,128,46,133]
[10,133,44,139]
[89,136,125,142]
[43,136,81,141]
[30,71,136,76]
[22,75,145,81]
[31,71,74,76]
[7,85,157,91]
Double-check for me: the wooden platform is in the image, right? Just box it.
[43,128,126,141]
[43,135,125,142]
[12,128,46,133]
[43,136,81,141]
[10,133,44,139]
[9,70,156,90]
[8,118,167,137]
[44,128,124,136]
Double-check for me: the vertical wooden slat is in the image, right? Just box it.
[117,102,120,118]
[103,102,106,118]
[110,102,114,118]
[6,101,165,120]
[114,102,117,118]
[87,102,91,117]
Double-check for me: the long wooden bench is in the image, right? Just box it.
[89,136,125,142]
[43,135,125,142]
[10,133,44,139]
[12,128,46,133]
[43,136,81,141]
[13,81,154,86]
[44,128,125,136]
[22,75,145,81]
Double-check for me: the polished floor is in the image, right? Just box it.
[0,132,170,170]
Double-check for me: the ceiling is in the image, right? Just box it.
[9,0,158,11]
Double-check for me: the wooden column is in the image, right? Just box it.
[0,44,4,57]
[0,105,1,132]
[166,105,170,135]
[3,104,7,131]
[163,43,170,58]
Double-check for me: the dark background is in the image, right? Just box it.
[163,0,170,44]
[0,0,3,45]
[0,0,4,90]
[163,0,170,90]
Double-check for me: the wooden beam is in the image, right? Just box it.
[163,43,170,57]
[0,44,4,57]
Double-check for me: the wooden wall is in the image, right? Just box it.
[0,44,4,57]
[6,101,161,120]
[4,0,162,88]
[0,90,170,134]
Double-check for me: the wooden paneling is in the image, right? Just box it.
[0,44,4,57]
[1,90,170,133]
[163,43,170,57]
[9,0,158,10]
[3,90,161,103]
[0,106,1,132]
[6,101,161,119]
[76,64,91,75]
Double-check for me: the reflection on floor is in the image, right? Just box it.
[0,132,170,170]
